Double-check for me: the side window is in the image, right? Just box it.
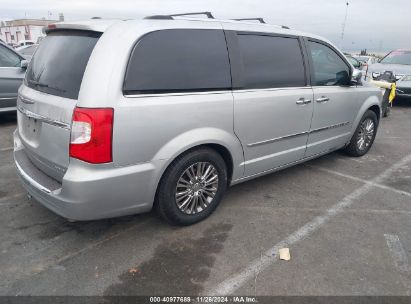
[237,34,306,89]
[123,29,231,94]
[0,45,21,67]
[308,41,350,86]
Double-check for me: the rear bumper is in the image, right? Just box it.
[13,130,165,221]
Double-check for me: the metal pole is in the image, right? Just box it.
[341,1,349,49]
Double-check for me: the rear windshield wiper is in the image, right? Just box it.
[28,79,66,93]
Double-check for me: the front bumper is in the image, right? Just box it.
[13,130,164,221]
[396,87,411,99]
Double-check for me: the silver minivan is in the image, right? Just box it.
[14,14,382,225]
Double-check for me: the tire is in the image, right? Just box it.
[383,106,390,117]
[156,147,227,226]
[382,90,390,117]
[344,110,378,157]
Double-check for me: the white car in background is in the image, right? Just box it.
[354,55,378,71]
[16,44,38,60]
[15,40,36,49]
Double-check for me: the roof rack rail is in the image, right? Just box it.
[169,12,215,19]
[145,12,215,20]
[233,18,266,24]
[232,17,290,29]
[144,15,173,20]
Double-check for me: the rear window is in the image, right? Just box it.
[123,29,231,94]
[25,31,101,99]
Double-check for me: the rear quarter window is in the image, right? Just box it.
[123,29,232,94]
[25,31,101,99]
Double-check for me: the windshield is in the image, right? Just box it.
[354,56,369,62]
[380,50,411,65]
[347,56,360,67]
[25,30,101,99]
[19,45,38,56]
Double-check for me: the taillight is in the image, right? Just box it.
[69,107,114,164]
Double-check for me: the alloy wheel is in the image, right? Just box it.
[175,162,219,215]
[357,118,375,151]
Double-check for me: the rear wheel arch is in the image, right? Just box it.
[156,143,234,192]
[152,128,244,186]
[153,145,230,225]
[201,143,234,185]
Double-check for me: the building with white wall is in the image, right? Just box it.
[0,18,59,45]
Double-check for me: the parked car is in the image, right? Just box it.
[367,49,411,100]
[354,55,378,71]
[16,44,38,60]
[15,40,36,48]
[0,42,27,112]
[345,54,362,69]
[7,42,18,49]
[14,15,382,225]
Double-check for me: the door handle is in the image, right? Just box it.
[316,96,330,103]
[296,98,312,105]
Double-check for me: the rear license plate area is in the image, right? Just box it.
[20,114,41,141]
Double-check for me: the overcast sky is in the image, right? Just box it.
[1,0,410,52]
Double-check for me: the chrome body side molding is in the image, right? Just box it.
[17,105,71,130]
[247,121,350,147]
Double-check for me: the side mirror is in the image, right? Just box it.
[20,59,28,70]
[351,69,363,85]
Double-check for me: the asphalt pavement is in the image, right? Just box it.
[0,101,410,296]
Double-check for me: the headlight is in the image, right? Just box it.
[395,74,405,81]
[399,75,411,81]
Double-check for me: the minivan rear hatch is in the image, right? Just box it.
[17,30,101,182]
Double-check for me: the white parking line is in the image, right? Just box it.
[207,154,411,295]
[307,164,411,198]
[384,234,411,295]
[224,205,411,215]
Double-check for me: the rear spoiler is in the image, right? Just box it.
[44,20,120,34]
